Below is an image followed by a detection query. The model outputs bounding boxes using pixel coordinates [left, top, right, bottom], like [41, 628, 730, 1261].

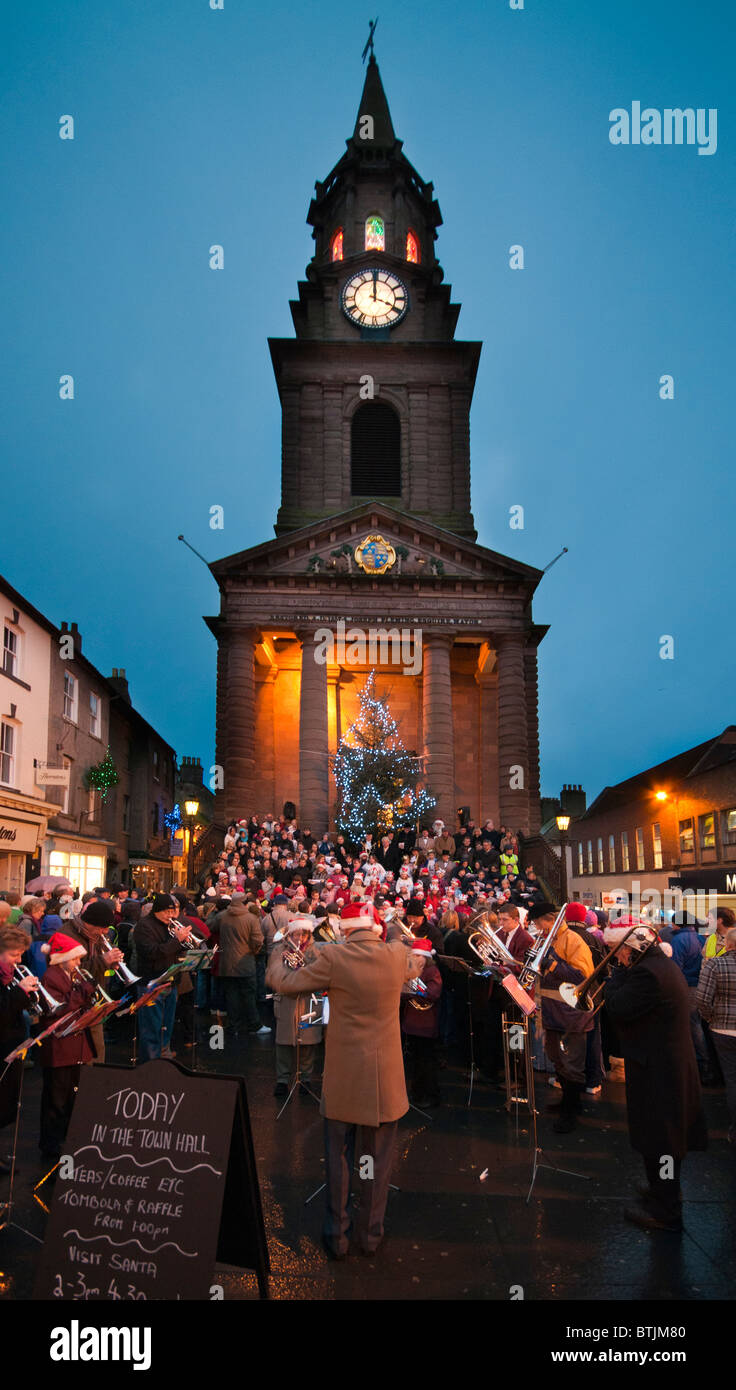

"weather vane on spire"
[362, 17, 378, 63]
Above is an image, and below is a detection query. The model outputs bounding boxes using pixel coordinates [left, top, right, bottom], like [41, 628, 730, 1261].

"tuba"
[467, 913, 519, 974]
[517, 903, 568, 993]
[558, 923, 648, 1013]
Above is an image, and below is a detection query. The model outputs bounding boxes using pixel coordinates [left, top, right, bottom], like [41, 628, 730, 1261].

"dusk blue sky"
[2, 0, 733, 803]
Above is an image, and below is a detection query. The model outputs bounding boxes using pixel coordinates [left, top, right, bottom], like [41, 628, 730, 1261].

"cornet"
[72, 965, 115, 1006]
[99, 930, 140, 985]
[12, 963, 62, 1018]
[168, 923, 205, 948]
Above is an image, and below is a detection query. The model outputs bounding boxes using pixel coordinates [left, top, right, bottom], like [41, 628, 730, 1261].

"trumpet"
[12, 964, 62, 1018]
[72, 965, 115, 1006]
[517, 902, 568, 992]
[168, 923, 205, 948]
[467, 914, 519, 974]
[558, 923, 645, 1013]
[99, 930, 140, 985]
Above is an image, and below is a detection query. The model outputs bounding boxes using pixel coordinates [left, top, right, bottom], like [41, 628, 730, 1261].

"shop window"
[0, 722, 15, 786]
[621, 831, 630, 872]
[365, 214, 385, 251]
[330, 228, 344, 261]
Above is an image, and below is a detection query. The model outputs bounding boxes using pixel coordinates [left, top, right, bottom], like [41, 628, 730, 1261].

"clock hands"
[371, 268, 378, 300]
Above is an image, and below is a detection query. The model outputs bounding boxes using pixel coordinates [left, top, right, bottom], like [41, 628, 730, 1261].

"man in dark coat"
[603, 922, 707, 1232]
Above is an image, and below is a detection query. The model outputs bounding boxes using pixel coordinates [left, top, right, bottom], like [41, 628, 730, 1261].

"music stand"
[276, 996, 322, 1120]
[178, 947, 218, 1070]
[1, 1013, 79, 1242]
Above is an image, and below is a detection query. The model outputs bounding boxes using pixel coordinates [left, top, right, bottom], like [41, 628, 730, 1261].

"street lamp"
[556, 813, 571, 903]
[184, 799, 199, 889]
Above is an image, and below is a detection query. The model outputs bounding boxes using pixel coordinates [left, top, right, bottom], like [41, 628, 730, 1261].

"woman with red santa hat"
[37, 932, 97, 1158]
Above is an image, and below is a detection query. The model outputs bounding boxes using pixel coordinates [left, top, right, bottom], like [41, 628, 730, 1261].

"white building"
[0, 578, 55, 893]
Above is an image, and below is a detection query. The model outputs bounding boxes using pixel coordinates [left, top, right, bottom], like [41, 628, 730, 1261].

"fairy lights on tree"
[332, 672, 435, 847]
[84, 746, 119, 802]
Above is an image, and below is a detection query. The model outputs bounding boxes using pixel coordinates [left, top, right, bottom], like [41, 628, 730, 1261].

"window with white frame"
[63, 671, 78, 722]
[597, 837, 604, 873]
[621, 831, 630, 871]
[652, 822, 663, 869]
[721, 808, 736, 850]
[608, 834, 616, 872]
[0, 722, 15, 785]
[3, 626, 18, 679]
[89, 691, 101, 738]
[635, 827, 645, 871]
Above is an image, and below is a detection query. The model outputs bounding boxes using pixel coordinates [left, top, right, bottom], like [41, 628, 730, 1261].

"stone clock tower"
[207, 53, 547, 835]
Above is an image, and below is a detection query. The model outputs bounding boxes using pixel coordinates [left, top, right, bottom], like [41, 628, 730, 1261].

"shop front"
[43, 833, 114, 895]
[0, 794, 50, 895]
[669, 868, 736, 916]
[129, 856, 174, 894]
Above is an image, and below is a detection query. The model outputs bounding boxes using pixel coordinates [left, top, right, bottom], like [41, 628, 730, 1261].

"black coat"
[604, 947, 707, 1159]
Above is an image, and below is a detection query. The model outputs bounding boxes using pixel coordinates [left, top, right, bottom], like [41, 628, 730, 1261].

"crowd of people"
[1, 808, 734, 1255]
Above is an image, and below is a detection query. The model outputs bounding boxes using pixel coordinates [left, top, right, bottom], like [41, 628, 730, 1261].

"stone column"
[298, 630, 330, 834]
[254, 669, 277, 817]
[524, 646, 541, 834]
[475, 645, 499, 825]
[213, 627, 229, 823]
[496, 632, 530, 834]
[225, 627, 257, 821]
[422, 635, 455, 826]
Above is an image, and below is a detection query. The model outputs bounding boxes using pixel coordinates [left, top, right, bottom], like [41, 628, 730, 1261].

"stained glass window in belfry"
[331, 228, 344, 261]
[365, 214, 385, 251]
[406, 229, 420, 264]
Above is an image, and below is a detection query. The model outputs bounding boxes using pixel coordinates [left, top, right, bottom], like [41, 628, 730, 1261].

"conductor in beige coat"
[266, 900, 422, 1259]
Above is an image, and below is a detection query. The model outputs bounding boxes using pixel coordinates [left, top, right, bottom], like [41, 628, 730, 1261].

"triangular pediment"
[210, 503, 543, 591]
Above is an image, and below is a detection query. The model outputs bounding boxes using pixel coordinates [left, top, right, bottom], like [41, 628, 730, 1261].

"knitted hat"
[40, 913, 64, 938]
[151, 894, 177, 914]
[340, 901, 377, 932]
[565, 902, 588, 924]
[584, 909, 599, 928]
[405, 898, 426, 919]
[526, 901, 559, 923]
[45, 932, 87, 965]
[80, 900, 116, 929]
[410, 936, 435, 958]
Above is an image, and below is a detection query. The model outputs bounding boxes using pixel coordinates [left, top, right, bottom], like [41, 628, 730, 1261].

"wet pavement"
[1, 1012, 734, 1302]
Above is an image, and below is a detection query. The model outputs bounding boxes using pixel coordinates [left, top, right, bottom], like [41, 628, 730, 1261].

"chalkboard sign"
[33, 1060, 270, 1301]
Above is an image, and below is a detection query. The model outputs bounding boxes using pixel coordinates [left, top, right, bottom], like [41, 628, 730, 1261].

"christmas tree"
[332, 672, 436, 846]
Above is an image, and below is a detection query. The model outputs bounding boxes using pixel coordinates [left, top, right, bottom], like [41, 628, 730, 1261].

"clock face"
[341, 268, 409, 329]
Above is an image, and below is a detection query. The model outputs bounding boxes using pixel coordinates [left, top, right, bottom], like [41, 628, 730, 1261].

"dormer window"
[406, 229, 420, 264]
[365, 214, 385, 251]
[330, 228, 344, 262]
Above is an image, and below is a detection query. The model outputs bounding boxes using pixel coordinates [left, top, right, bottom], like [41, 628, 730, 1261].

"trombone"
[12, 964, 62, 1019]
[558, 923, 642, 1013]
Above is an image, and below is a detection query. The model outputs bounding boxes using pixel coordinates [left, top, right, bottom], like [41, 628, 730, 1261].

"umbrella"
[24, 875, 72, 893]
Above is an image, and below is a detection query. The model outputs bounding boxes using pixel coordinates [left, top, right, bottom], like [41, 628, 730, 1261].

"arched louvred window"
[351, 402, 401, 496]
[331, 228, 344, 262]
[365, 214, 385, 251]
[406, 229, 420, 264]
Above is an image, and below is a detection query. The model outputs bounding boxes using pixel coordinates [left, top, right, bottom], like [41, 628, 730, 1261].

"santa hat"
[565, 902, 588, 924]
[410, 936, 435, 958]
[340, 901, 380, 934]
[286, 916, 316, 935]
[603, 917, 660, 953]
[44, 932, 87, 966]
